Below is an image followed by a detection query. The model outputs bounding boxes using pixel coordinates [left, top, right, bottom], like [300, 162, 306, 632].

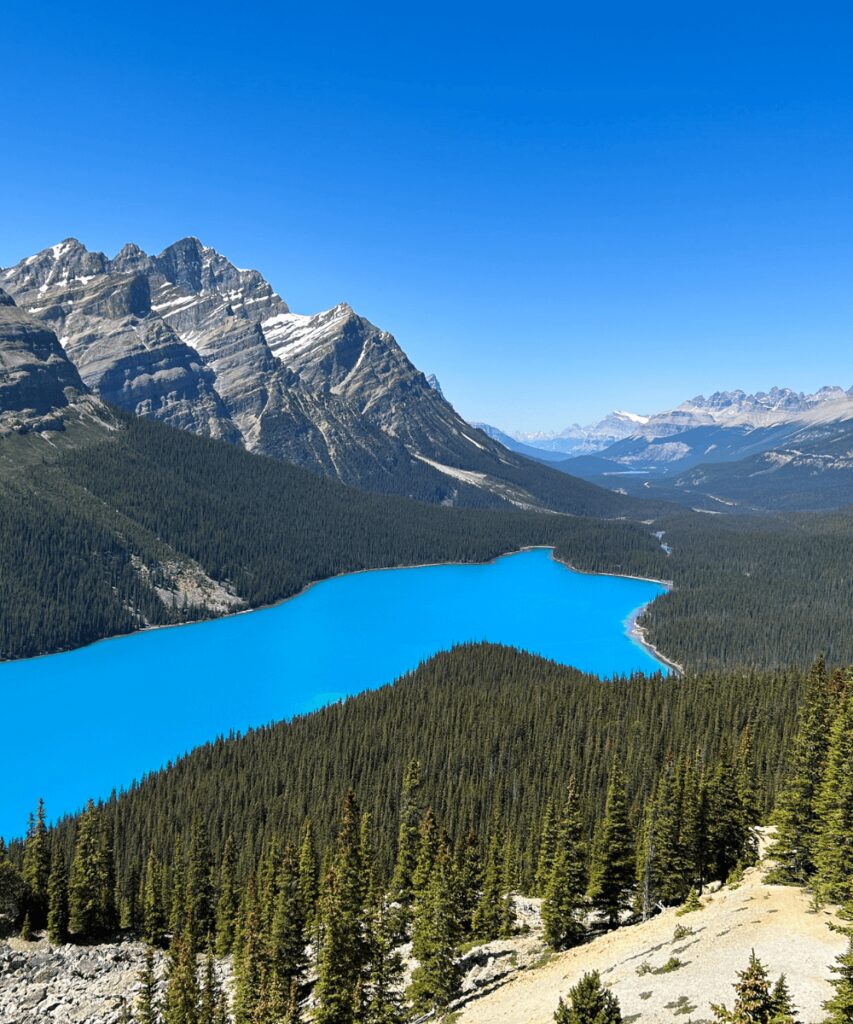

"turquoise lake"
[0, 547, 667, 838]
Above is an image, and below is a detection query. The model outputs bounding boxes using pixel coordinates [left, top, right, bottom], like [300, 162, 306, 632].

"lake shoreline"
[1, 545, 677, 673]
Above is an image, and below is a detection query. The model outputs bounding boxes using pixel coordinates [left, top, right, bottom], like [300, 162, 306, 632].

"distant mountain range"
[483, 387, 853, 511]
[0, 238, 641, 518]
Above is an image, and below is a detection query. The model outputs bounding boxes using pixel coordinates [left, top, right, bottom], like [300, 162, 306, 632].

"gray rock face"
[0, 937, 231, 1024]
[1, 237, 622, 513]
[0, 246, 239, 443]
[0, 291, 89, 434]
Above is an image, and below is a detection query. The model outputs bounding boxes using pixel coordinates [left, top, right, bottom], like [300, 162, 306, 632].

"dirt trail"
[457, 839, 845, 1024]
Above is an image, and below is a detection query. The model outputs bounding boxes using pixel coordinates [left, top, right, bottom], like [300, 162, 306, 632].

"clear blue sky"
[3, 2, 852, 430]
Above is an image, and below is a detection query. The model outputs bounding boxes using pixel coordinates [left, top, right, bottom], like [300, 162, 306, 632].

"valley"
[0, 550, 666, 839]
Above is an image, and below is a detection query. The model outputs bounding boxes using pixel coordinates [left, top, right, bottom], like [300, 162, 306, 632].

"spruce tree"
[163, 927, 200, 1024]
[707, 761, 754, 883]
[214, 834, 239, 956]
[298, 819, 319, 931]
[535, 800, 559, 896]
[137, 945, 161, 1024]
[472, 830, 504, 941]
[711, 950, 779, 1024]
[315, 791, 368, 1024]
[199, 948, 220, 1024]
[363, 897, 406, 1024]
[554, 970, 621, 1024]
[499, 831, 518, 937]
[456, 828, 482, 936]
[143, 850, 168, 948]
[770, 656, 832, 882]
[186, 817, 215, 950]
[47, 849, 68, 944]
[22, 799, 50, 928]
[769, 975, 798, 1024]
[390, 759, 422, 916]
[268, 842, 307, 1017]
[232, 879, 267, 1024]
[543, 777, 587, 950]
[408, 840, 462, 1017]
[588, 764, 634, 927]
[411, 807, 439, 902]
[823, 938, 853, 1024]
[814, 688, 853, 903]
[68, 799, 116, 939]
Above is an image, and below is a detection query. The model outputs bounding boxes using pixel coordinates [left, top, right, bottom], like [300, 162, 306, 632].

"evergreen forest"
[3, 649, 851, 1023]
[1, 410, 851, 669]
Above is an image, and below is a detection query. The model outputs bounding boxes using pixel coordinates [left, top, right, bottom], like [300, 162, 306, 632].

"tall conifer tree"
[68, 799, 116, 939]
[543, 777, 587, 949]
[22, 799, 50, 928]
[588, 764, 634, 927]
[770, 656, 832, 882]
[408, 840, 462, 1017]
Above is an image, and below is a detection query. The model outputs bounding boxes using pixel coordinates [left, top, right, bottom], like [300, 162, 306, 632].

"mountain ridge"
[0, 238, 646, 518]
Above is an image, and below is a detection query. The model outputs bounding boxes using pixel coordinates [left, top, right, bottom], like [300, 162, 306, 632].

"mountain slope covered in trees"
[4, 650, 850, 1024]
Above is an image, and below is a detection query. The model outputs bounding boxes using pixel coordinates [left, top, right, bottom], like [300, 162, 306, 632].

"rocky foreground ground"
[0, 834, 846, 1024]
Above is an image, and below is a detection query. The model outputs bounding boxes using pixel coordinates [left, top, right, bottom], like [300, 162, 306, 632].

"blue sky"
[3, 2, 852, 430]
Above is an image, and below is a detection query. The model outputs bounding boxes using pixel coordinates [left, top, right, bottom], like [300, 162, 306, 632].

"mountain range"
[483, 387, 853, 511]
[0, 238, 640, 518]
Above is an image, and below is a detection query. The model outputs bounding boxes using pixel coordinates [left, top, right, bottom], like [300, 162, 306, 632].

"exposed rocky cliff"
[1, 239, 639, 516]
[0, 289, 93, 435]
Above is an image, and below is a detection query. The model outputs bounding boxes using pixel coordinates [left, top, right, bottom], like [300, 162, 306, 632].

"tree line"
[2, 408, 853, 668]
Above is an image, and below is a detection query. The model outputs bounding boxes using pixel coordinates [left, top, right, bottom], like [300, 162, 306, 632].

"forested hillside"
[4, 648, 847, 1024]
[44, 645, 810, 887]
[0, 412, 664, 661]
[1, 410, 852, 669]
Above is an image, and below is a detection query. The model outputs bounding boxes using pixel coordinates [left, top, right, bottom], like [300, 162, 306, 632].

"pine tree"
[456, 828, 482, 936]
[769, 975, 798, 1024]
[137, 945, 161, 1024]
[707, 761, 754, 883]
[543, 777, 587, 950]
[679, 754, 709, 892]
[232, 879, 266, 1024]
[19, 911, 33, 941]
[770, 656, 832, 882]
[268, 842, 307, 1017]
[472, 830, 504, 941]
[736, 729, 761, 852]
[588, 764, 635, 927]
[186, 817, 215, 951]
[199, 948, 220, 1024]
[408, 841, 462, 1017]
[711, 950, 778, 1024]
[163, 927, 200, 1024]
[298, 819, 319, 931]
[214, 834, 239, 956]
[143, 850, 168, 947]
[653, 759, 690, 904]
[535, 800, 559, 896]
[390, 759, 422, 917]
[169, 837, 187, 943]
[363, 897, 406, 1024]
[499, 831, 518, 937]
[554, 970, 621, 1024]
[814, 688, 853, 903]
[283, 979, 301, 1024]
[21, 799, 50, 928]
[315, 791, 368, 1024]
[68, 799, 116, 939]
[823, 938, 853, 1024]
[47, 849, 68, 944]
[411, 807, 439, 902]
[359, 812, 379, 910]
